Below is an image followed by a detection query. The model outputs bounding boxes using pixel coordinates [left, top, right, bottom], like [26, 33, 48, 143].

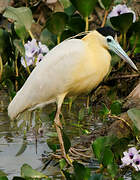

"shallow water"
[0, 94, 95, 179]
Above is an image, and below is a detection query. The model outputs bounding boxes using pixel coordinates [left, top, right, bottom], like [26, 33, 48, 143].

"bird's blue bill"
[106, 36, 138, 71]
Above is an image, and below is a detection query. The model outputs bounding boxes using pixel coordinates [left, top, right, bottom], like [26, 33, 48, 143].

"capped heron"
[8, 27, 137, 162]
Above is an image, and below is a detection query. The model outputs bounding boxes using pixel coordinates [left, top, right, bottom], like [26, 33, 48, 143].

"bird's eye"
[107, 38, 112, 43]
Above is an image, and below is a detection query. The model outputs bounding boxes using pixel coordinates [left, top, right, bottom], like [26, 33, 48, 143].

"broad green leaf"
[102, 147, 114, 166]
[16, 141, 27, 156]
[40, 28, 57, 49]
[0, 29, 10, 54]
[111, 100, 122, 115]
[110, 13, 133, 33]
[46, 12, 68, 36]
[62, 130, 71, 154]
[14, 22, 29, 40]
[47, 139, 59, 152]
[3, 6, 33, 30]
[61, 30, 75, 41]
[99, 103, 110, 117]
[21, 164, 47, 178]
[98, 0, 114, 10]
[73, 161, 91, 180]
[0, 177, 8, 180]
[13, 39, 25, 57]
[107, 162, 118, 178]
[70, 0, 98, 18]
[68, 14, 85, 33]
[132, 172, 140, 180]
[59, 158, 67, 169]
[127, 108, 140, 131]
[59, 0, 75, 16]
[92, 136, 118, 162]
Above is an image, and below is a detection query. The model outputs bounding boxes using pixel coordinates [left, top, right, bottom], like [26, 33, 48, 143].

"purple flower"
[107, 4, 136, 22]
[21, 56, 34, 68]
[20, 39, 49, 68]
[121, 147, 138, 167]
[24, 39, 39, 58]
[38, 42, 49, 54]
[132, 154, 140, 171]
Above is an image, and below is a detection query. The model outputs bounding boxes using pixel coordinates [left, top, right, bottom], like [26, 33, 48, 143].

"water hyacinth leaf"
[46, 12, 68, 36]
[62, 129, 71, 154]
[40, 28, 57, 49]
[3, 6, 33, 30]
[59, 158, 67, 169]
[98, 0, 113, 10]
[110, 13, 133, 33]
[132, 172, 140, 180]
[14, 21, 29, 40]
[12, 177, 25, 180]
[47, 139, 59, 152]
[70, 0, 98, 18]
[88, 174, 103, 180]
[68, 14, 85, 33]
[99, 103, 110, 117]
[16, 141, 28, 156]
[73, 161, 91, 180]
[0, 29, 10, 54]
[59, 0, 75, 16]
[61, 30, 75, 41]
[21, 164, 46, 178]
[127, 108, 140, 131]
[0, 177, 8, 180]
[13, 39, 25, 57]
[111, 100, 122, 115]
[102, 147, 114, 166]
[107, 162, 118, 178]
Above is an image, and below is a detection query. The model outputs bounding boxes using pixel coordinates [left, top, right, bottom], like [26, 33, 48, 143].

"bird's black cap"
[96, 26, 120, 38]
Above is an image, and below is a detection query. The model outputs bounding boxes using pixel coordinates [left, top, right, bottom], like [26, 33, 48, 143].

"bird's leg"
[54, 93, 72, 164]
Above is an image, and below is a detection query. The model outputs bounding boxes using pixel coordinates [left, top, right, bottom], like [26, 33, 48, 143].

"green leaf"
[68, 14, 85, 33]
[3, 6, 33, 30]
[16, 141, 27, 156]
[46, 12, 68, 36]
[92, 136, 118, 162]
[110, 13, 133, 33]
[73, 161, 91, 180]
[0, 177, 8, 180]
[111, 100, 122, 115]
[13, 39, 25, 57]
[0, 28, 10, 54]
[40, 28, 57, 49]
[47, 139, 59, 152]
[59, 0, 75, 16]
[62, 130, 71, 154]
[59, 158, 67, 169]
[102, 147, 114, 166]
[99, 103, 110, 117]
[21, 164, 47, 178]
[98, 0, 114, 10]
[12, 177, 25, 180]
[107, 162, 118, 178]
[14, 22, 29, 40]
[132, 172, 140, 180]
[70, 0, 98, 18]
[127, 108, 140, 131]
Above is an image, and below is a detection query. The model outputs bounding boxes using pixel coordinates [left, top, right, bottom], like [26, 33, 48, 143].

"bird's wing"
[8, 39, 87, 119]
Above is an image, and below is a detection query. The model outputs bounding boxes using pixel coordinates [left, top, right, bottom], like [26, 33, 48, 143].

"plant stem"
[85, 16, 89, 31]
[57, 35, 61, 44]
[101, 10, 108, 27]
[0, 55, 3, 82]
[123, 32, 126, 49]
[15, 56, 19, 91]
[24, 58, 31, 74]
[28, 30, 34, 39]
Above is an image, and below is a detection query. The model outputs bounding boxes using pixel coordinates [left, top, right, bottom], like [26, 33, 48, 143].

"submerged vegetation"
[0, 0, 140, 179]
